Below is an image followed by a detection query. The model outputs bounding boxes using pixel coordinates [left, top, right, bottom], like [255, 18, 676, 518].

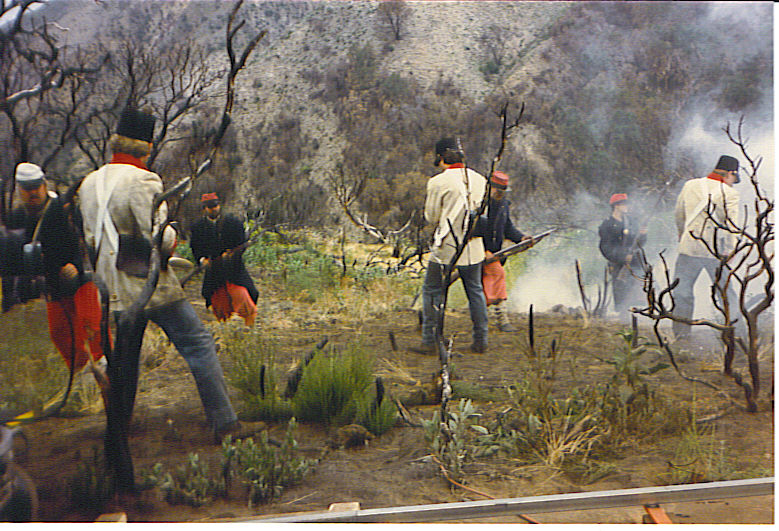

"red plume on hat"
[201, 192, 219, 203]
[609, 193, 628, 205]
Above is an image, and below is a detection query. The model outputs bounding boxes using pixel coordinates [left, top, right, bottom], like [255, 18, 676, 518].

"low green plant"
[230, 418, 316, 507]
[661, 397, 757, 485]
[140, 419, 315, 508]
[282, 248, 341, 298]
[582, 328, 676, 439]
[291, 342, 374, 424]
[422, 399, 488, 481]
[174, 241, 194, 262]
[504, 387, 605, 468]
[222, 327, 293, 422]
[609, 328, 669, 389]
[67, 446, 114, 515]
[140, 453, 226, 507]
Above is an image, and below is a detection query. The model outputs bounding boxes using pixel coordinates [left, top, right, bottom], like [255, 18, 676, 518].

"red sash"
[211, 282, 257, 327]
[46, 281, 111, 370]
[482, 260, 507, 305]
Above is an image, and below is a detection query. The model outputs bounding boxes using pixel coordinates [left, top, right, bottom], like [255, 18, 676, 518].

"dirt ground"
[6, 276, 775, 524]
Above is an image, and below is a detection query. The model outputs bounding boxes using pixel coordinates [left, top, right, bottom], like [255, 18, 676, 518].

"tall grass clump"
[291, 342, 374, 425]
[353, 378, 397, 436]
[221, 325, 292, 421]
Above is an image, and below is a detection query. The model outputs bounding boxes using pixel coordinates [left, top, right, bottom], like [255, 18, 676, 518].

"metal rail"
[252, 477, 774, 523]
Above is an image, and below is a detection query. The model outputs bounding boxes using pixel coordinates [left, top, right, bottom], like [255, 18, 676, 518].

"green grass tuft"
[222, 325, 293, 422]
[292, 342, 374, 425]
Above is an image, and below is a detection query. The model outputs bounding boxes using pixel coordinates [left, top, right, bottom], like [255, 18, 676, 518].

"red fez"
[609, 193, 628, 205]
[491, 171, 510, 190]
[201, 193, 219, 203]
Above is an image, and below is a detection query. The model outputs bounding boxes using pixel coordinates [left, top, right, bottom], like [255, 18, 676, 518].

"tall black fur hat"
[116, 107, 155, 143]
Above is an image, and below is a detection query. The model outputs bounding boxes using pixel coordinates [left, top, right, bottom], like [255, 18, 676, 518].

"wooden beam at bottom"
[252, 477, 774, 523]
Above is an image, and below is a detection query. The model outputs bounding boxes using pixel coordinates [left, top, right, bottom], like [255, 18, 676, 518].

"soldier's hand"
[60, 263, 78, 281]
[200, 257, 210, 266]
[485, 250, 494, 259]
[625, 253, 633, 264]
[521, 235, 535, 247]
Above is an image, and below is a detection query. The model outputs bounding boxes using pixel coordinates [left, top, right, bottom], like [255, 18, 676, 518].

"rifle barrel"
[447, 228, 556, 286]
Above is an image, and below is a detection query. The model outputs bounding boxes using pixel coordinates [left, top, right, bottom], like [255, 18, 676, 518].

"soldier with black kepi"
[4, 163, 108, 380]
[672, 154, 741, 342]
[598, 193, 647, 317]
[417, 136, 489, 355]
[78, 107, 256, 444]
[189, 192, 259, 327]
[481, 171, 533, 332]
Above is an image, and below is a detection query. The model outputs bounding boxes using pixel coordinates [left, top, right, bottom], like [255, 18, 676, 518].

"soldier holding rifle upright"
[598, 193, 647, 317]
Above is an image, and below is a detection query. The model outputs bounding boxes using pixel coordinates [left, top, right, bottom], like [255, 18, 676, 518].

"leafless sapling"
[431, 102, 524, 417]
[376, 0, 411, 42]
[0, 0, 108, 220]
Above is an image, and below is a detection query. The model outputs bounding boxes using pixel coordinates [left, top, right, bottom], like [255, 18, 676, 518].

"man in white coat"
[672, 154, 740, 341]
[79, 107, 245, 443]
[418, 137, 489, 354]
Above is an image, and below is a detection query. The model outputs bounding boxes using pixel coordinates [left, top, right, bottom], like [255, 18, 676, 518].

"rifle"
[179, 238, 251, 287]
[447, 228, 557, 285]
[615, 175, 681, 281]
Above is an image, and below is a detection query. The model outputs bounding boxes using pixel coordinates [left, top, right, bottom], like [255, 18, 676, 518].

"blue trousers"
[671, 253, 739, 340]
[117, 299, 237, 431]
[422, 261, 488, 346]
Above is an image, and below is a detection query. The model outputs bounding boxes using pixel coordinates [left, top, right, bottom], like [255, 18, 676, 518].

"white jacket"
[675, 176, 740, 258]
[424, 165, 486, 266]
[80, 162, 184, 312]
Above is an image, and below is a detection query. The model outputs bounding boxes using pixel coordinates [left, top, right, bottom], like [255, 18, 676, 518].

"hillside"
[34, 1, 771, 230]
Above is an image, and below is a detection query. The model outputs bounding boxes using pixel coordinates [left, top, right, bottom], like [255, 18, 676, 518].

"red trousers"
[211, 282, 257, 326]
[482, 260, 507, 306]
[46, 281, 110, 371]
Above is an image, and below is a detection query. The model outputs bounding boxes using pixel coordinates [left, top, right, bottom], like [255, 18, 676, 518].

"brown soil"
[7, 278, 774, 524]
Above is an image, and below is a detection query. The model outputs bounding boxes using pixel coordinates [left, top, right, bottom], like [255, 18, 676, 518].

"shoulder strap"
[684, 179, 715, 231]
[93, 166, 121, 255]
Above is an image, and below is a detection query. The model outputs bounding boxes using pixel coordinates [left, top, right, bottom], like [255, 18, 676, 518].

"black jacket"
[189, 213, 258, 306]
[598, 215, 646, 267]
[481, 197, 525, 254]
[6, 197, 84, 302]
